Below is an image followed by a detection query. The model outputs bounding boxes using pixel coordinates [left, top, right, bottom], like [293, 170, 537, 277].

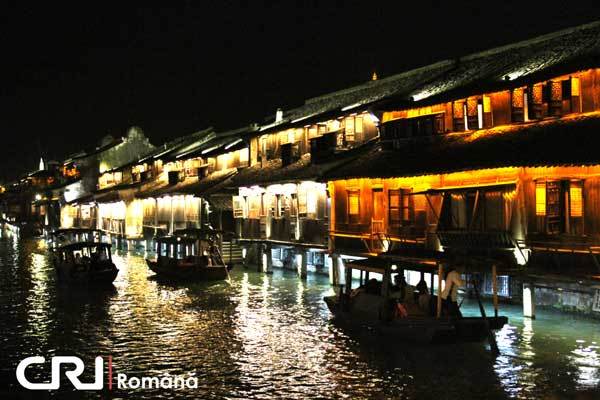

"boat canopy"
[56, 242, 112, 251]
[345, 253, 444, 275]
[52, 228, 103, 236]
[155, 235, 199, 244]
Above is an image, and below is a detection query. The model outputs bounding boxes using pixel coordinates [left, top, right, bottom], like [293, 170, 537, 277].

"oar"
[472, 279, 499, 356]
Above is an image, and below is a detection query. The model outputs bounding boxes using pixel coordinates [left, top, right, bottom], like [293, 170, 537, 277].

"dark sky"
[1, 1, 599, 180]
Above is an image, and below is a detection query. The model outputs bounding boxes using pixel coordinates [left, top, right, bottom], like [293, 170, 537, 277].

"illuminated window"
[453, 101, 464, 118]
[452, 100, 466, 131]
[239, 148, 249, 164]
[345, 117, 355, 142]
[347, 190, 360, 224]
[248, 196, 261, 219]
[551, 81, 562, 101]
[306, 191, 317, 215]
[233, 196, 245, 218]
[512, 87, 526, 122]
[512, 88, 524, 108]
[355, 116, 363, 134]
[570, 181, 583, 217]
[535, 181, 546, 216]
[483, 95, 491, 113]
[467, 97, 478, 116]
[571, 77, 580, 97]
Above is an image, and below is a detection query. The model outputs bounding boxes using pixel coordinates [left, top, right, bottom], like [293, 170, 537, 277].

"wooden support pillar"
[436, 263, 443, 319]
[345, 265, 352, 295]
[296, 250, 307, 280]
[262, 244, 273, 274]
[492, 264, 499, 318]
[330, 254, 343, 286]
[217, 209, 223, 253]
[523, 282, 536, 319]
[241, 246, 248, 268]
[430, 271, 434, 295]
[169, 197, 174, 234]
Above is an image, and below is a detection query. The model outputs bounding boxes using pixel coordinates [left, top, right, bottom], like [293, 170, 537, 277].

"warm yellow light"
[535, 182, 546, 216]
[571, 77, 580, 97]
[570, 182, 583, 217]
[483, 95, 491, 113]
[348, 192, 359, 215]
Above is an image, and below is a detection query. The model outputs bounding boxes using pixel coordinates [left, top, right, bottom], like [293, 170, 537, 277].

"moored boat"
[52, 242, 119, 284]
[324, 256, 507, 346]
[145, 229, 230, 281]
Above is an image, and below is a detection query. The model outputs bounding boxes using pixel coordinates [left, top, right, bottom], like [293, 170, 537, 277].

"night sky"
[2, 1, 599, 181]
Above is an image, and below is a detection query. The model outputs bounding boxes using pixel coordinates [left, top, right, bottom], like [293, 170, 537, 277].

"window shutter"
[542, 83, 551, 103]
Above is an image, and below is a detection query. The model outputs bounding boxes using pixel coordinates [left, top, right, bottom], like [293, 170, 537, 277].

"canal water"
[0, 234, 598, 399]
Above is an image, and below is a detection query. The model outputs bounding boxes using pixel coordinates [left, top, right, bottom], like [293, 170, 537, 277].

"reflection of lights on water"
[296, 279, 304, 306]
[494, 318, 539, 397]
[570, 340, 600, 388]
[231, 270, 331, 388]
[521, 318, 535, 360]
[25, 253, 52, 348]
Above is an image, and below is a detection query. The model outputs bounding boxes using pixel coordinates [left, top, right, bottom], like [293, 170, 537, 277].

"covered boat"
[145, 229, 230, 281]
[53, 242, 118, 284]
[50, 228, 104, 250]
[324, 254, 507, 348]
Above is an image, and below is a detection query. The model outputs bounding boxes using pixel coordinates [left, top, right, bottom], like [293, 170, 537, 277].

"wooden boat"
[145, 229, 230, 281]
[52, 242, 118, 284]
[324, 256, 507, 346]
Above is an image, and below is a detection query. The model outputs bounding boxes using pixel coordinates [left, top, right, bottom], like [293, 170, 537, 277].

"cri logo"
[16, 356, 111, 390]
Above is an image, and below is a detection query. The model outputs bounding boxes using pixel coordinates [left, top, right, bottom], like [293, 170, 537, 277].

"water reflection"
[0, 234, 599, 399]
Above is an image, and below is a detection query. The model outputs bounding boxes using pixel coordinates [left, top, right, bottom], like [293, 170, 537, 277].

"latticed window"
[535, 180, 584, 235]
[535, 182, 546, 216]
[347, 190, 360, 224]
[570, 181, 583, 217]
[389, 189, 411, 227]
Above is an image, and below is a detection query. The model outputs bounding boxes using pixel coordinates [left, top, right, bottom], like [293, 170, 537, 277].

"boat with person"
[145, 228, 231, 281]
[324, 253, 507, 348]
[52, 241, 119, 284]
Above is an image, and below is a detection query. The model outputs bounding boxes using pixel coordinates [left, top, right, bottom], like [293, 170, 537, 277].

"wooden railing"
[437, 230, 516, 250]
[330, 229, 426, 255]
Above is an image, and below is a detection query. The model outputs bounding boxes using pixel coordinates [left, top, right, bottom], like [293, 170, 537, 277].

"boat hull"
[324, 295, 507, 343]
[55, 263, 118, 285]
[146, 259, 229, 281]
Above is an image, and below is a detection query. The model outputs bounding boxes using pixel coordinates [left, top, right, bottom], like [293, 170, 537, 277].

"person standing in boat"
[441, 266, 465, 317]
